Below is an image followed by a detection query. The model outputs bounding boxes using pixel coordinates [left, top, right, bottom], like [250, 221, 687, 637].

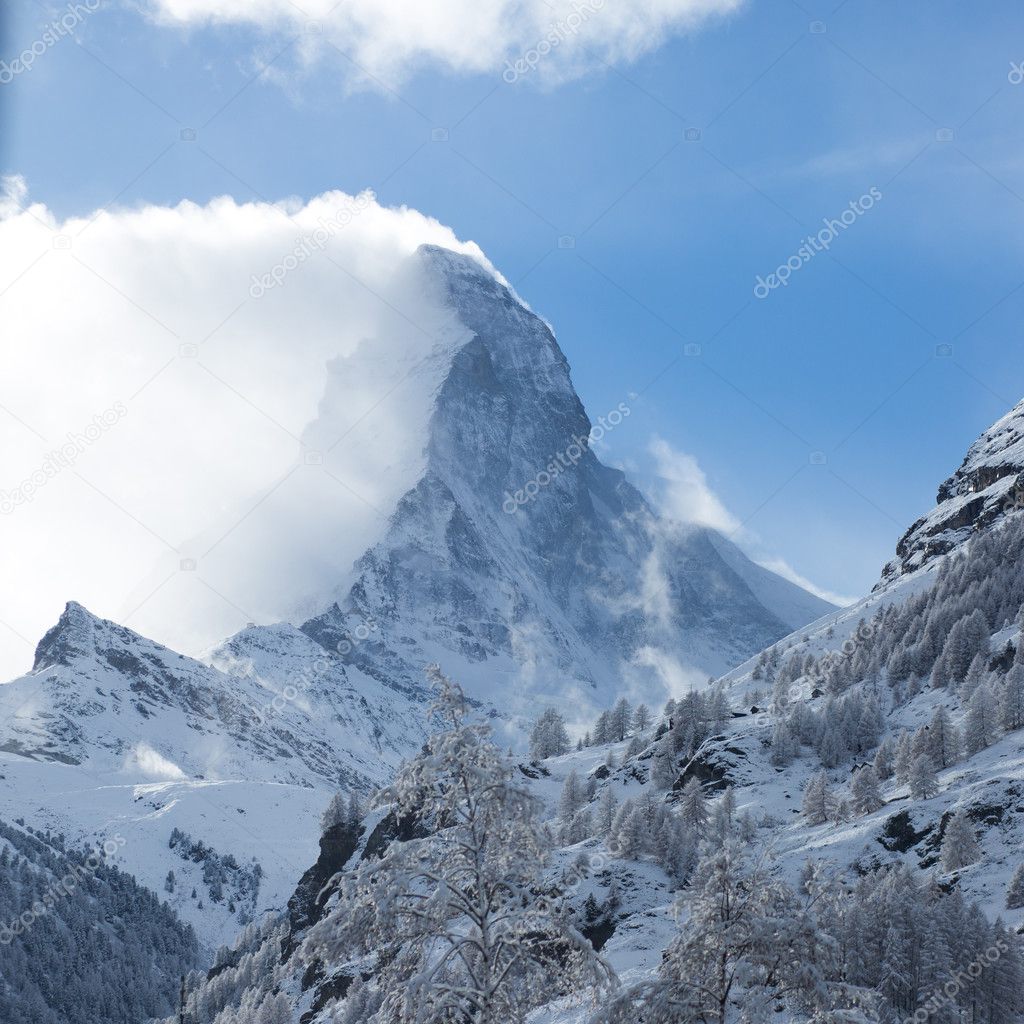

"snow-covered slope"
[0, 602, 434, 946]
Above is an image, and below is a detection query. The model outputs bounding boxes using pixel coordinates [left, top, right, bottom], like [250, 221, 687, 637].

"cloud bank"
[0, 176, 488, 680]
[145, 0, 742, 87]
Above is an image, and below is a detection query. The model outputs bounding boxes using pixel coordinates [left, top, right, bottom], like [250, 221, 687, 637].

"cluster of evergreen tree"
[168, 827, 262, 917]
[754, 518, 1024, 808]
[602, 843, 1024, 1024]
[0, 817, 200, 1024]
[763, 516, 1024, 706]
[166, 915, 290, 1024]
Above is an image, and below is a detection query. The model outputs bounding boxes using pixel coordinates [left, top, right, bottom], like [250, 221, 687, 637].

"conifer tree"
[850, 765, 884, 816]
[940, 809, 981, 871]
[1006, 863, 1024, 910]
[801, 771, 835, 826]
[908, 753, 939, 800]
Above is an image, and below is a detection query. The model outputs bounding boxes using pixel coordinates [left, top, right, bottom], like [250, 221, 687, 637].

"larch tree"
[964, 684, 999, 756]
[559, 769, 585, 822]
[305, 666, 614, 1024]
[802, 771, 836, 826]
[529, 708, 571, 760]
[873, 734, 896, 780]
[940, 809, 981, 872]
[1000, 665, 1024, 732]
[633, 704, 652, 733]
[849, 765, 884, 816]
[1006, 863, 1024, 910]
[908, 754, 939, 800]
[678, 778, 709, 836]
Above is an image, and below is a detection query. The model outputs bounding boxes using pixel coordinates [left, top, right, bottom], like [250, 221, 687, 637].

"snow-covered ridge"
[881, 396, 1024, 585]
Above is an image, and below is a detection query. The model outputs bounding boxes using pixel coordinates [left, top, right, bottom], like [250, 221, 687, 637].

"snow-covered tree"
[908, 753, 939, 800]
[609, 698, 633, 742]
[802, 770, 836, 826]
[1000, 665, 1024, 732]
[595, 786, 618, 836]
[940, 809, 981, 871]
[320, 791, 348, 833]
[964, 683, 999, 756]
[893, 730, 913, 783]
[873, 734, 895, 781]
[306, 667, 614, 1024]
[770, 719, 797, 767]
[559, 769, 585, 822]
[254, 991, 292, 1024]
[678, 778, 709, 835]
[633, 704, 651, 734]
[615, 807, 647, 859]
[1006, 863, 1024, 910]
[960, 652, 989, 702]
[925, 705, 960, 768]
[529, 707, 571, 760]
[593, 710, 612, 745]
[849, 765, 883, 816]
[650, 734, 676, 790]
[597, 844, 836, 1024]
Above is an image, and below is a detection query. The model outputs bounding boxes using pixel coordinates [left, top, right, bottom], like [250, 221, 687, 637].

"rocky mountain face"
[881, 398, 1024, 586]
[298, 245, 834, 716]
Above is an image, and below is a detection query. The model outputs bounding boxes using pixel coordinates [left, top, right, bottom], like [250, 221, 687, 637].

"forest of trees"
[0, 818, 200, 1024]
[168, 827, 263, 919]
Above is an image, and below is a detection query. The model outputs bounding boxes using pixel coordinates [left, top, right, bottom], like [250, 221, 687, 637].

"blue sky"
[4, 0, 1024, 608]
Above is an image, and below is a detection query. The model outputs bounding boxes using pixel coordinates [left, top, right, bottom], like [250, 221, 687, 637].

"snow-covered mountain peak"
[881, 396, 1024, 585]
[32, 600, 104, 671]
[298, 245, 835, 714]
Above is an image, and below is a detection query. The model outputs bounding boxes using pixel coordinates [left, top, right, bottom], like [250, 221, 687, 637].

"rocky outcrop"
[880, 398, 1024, 586]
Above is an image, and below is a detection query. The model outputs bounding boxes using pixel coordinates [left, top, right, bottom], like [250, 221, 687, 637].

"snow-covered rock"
[881, 397, 1024, 585]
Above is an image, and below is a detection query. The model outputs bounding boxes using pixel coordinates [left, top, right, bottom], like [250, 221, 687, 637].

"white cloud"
[754, 557, 856, 608]
[0, 178, 490, 680]
[647, 435, 741, 534]
[144, 0, 742, 88]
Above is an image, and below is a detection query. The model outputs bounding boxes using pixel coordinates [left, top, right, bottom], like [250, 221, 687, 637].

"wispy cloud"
[754, 556, 857, 608]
